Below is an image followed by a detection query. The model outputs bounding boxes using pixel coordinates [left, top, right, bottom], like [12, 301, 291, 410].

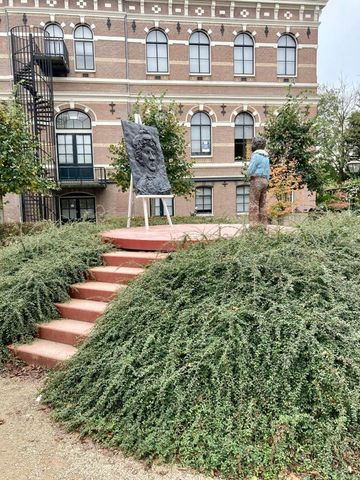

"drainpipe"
[123, 2, 130, 117]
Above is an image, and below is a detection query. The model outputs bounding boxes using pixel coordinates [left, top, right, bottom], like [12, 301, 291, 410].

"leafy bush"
[44, 214, 360, 479]
[0, 221, 50, 247]
[0, 222, 110, 358]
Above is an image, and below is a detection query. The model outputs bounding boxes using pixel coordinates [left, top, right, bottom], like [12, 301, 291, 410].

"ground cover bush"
[43, 214, 360, 479]
[0, 222, 111, 360]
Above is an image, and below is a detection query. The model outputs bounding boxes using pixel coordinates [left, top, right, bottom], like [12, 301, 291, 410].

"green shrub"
[44, 214, 360, 479]
[0, 222, 110, 358]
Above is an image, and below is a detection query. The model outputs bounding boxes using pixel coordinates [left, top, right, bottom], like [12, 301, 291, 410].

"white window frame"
[145, 28, 170, 75]
[277, 33, 298, 78]
[188, 30, 211, 76]
[233, 32, 256, 77]
[73, 24, 96, 72]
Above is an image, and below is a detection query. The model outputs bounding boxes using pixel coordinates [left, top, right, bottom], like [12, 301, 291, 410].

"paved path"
[0, 375, 209, 480]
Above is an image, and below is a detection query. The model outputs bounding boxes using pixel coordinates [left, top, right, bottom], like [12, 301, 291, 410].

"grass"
[42, 213, 360, 479]
[0, 222, 111, 362]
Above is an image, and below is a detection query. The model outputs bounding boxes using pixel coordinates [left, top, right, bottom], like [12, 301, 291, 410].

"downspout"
[123, 1, 130, 117]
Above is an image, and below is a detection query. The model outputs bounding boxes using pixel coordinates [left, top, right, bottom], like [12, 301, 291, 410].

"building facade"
[0, 0, 328, 223]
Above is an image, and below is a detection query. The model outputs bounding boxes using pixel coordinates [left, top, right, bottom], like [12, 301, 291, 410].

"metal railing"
[59, 166, 107, 186]
[45, 37, 69, 61]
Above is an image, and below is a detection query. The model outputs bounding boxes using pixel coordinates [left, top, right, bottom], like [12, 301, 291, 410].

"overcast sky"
[318, 0, 360, 87]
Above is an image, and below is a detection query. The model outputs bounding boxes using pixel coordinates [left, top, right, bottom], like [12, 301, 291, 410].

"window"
[150, 198, 174, 216]
[277, 34, 296, 76]
[234, 112, 254, 161]
[56, 110, 93, 181]
[60, 194, 96, 222]
[74, 25, 94, 70]
[234, 33, 254, 75]
[191, 112, 211, 156]
[236, 185, 250, 213]
[146, 29, 168, 73]
[189, 31, 210, 74]
[195, 186, 212, 214]
[45, 23, 64, 56]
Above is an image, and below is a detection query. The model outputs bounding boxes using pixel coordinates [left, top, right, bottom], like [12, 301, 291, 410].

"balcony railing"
[59, 166, 107, 187]
[43, 37, 69, 76]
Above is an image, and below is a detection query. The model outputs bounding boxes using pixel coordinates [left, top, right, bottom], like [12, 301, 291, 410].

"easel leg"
[127, 176, 134, 228]
[143, 197, 149, 230]
[162, 198, 173, 227]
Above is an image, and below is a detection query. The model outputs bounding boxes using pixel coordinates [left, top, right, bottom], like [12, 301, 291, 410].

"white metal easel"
[126, 114, 173, 229]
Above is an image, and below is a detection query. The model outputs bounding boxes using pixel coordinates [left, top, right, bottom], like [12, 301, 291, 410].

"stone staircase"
[9, 250, 167, 368]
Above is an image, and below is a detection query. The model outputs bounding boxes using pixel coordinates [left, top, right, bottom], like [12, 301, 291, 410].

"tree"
[109, 95, 194, 197]
[263, 92, 320, 196]
[267, 162, 302, 219]
[346, 111, 360, 158]
[0, 93, 57, 223]
[316, 82, 359, 185]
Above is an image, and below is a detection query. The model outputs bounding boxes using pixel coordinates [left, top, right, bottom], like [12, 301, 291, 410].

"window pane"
[157, 58, 168, 72]
[190, 58, 199, 72]
[199, 59, 209, 73]
[287, 48, 296, 61]
[192, 140, 201, 153]
[243, 47, 253, 61]
[148, 58, 158, 71]
[147, 44, 157, 57]
[277, 48, 286, 61]
[192, 125, 201, 140]
[199, 45, 209, 60]
[278, 61, 286, 75]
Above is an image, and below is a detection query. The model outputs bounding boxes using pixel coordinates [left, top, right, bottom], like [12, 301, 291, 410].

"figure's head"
[132, 130, 159, 172]
[252, 136, 267, 152]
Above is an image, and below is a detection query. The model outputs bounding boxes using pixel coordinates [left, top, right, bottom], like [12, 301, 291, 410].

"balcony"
[35, 37, 70, 76]
[59, 166, 107, 188]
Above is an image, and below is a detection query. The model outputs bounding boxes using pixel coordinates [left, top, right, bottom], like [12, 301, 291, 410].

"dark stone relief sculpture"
[122, 120, 172, 196]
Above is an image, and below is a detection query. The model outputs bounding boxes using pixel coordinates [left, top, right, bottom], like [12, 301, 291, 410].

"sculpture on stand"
[122, 119, 173, 229]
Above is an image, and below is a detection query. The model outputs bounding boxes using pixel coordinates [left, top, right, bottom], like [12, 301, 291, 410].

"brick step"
[87, 266, 144, 283]
[37, 319, 94, 346]
[102, 251, 168, 267]
[55, 298, 108, 323]
[69, 281, 125, 302]
[8, 339, 77, 368]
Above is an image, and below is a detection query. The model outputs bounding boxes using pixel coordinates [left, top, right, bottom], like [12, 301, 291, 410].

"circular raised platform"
[101, 224, 293, 252]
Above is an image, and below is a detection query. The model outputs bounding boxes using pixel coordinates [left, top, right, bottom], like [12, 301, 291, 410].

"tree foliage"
[44, 214, 360, 479]
[109, 95, 194, 197]
[316, 83, 359, 185]
[0, 93, 56, 204]
[267, 162, 301, 219]
[346, 111, 360, 158]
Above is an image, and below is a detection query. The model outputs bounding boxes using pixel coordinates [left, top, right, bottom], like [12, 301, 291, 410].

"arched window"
[191, 112, 211, 156]
[146, 29, 168, 73]
[74, 25, 94, 70]
[277, 34, 297, 76]
[189, 31, 210, 74]
[234, 112, 254, 161]
[56, 110, 93, 181]
[45, 23, 64, 55]
[195, 186, 213, 214]
[234, 33, 254, 75]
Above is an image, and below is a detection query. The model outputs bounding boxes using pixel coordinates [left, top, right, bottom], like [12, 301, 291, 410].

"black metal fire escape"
[10, 26, 69, 222]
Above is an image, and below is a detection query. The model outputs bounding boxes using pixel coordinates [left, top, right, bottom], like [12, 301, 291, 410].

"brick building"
[0, 0, 328, 223]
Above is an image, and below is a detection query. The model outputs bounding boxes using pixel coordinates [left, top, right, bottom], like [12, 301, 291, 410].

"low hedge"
[0, 222, 111, 361]
[43, 213, 360, 479]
